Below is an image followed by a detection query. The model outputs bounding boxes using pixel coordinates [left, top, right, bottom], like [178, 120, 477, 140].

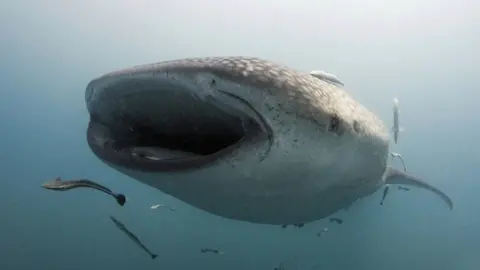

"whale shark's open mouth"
[86, 77, 271, 172]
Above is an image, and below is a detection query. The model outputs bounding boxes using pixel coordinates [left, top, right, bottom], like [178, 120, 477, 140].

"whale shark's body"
[85, 56, 452, 225]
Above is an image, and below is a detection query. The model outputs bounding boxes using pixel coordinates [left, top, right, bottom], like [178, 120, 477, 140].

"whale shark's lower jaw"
[85, 79, 270, 173]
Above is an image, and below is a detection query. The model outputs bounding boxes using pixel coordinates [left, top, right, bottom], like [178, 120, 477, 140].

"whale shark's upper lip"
[85, 71, 271, 172]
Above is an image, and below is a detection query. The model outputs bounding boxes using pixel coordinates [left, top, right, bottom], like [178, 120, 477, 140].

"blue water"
[1, 1, 478, 269]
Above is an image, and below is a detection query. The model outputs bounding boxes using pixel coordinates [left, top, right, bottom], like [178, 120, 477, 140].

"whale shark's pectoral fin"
[383, 166, 453, 210]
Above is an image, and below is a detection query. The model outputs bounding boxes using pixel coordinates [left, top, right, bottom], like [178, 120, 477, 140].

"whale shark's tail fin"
[383, 167, 453, 210]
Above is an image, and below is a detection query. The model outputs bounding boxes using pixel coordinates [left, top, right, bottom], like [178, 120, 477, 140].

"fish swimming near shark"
[84, 56, 453, 225]
[109, 216, 158, 259]
[41, 177, 126, 206]
[392, 97, 403, 144]
[200, 248, 225, 255]
[309, 70, 345, 86]
[379, 185, 390, 205]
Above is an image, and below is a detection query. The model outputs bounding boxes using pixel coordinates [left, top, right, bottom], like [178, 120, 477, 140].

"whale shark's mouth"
[86, 79, 270, 172]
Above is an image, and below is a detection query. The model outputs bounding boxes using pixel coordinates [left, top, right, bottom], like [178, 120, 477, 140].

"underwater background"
[1, 1, 478, 269]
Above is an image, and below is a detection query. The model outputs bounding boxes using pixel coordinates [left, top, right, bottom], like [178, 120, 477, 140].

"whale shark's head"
[85, 58, 281, 173]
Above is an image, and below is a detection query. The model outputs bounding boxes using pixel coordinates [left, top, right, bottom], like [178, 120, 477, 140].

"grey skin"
[109, 216, 158, 260]
[41, 177, 126, 206]
[85, 56, 453, 225]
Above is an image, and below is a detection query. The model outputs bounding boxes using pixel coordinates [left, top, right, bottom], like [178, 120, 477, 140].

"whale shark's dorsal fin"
[383, 166, 453, 210]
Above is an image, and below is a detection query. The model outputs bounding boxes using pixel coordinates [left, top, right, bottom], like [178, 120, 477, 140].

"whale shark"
[84, 56, 452, 225]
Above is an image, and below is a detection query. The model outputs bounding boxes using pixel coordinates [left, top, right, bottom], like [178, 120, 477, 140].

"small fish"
[200, 248, 224, 255]
[309, 70, 345, 86]
[329, 217, 343, 224]
[150, 204, 176, 211]
[109, 216, 158, 259]
[397, 186, 410, 191]
[380, 185, 390, 206]
[392, 98, 404, 144]
[316, 227, 329, 237]
[41, 177, 126, 206]
[390, 152, 407, 172]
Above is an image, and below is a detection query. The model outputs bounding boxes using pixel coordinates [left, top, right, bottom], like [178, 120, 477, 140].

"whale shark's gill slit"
[217, 90, 273, 162]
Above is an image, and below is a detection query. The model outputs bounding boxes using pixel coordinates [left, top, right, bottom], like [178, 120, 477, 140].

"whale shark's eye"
[328, 115, 341, 134]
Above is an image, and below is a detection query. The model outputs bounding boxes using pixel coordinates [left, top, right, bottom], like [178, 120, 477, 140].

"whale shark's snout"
[85, 60, 272, 173]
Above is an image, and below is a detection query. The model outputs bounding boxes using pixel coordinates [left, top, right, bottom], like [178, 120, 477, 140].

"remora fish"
[41, 177, 126, 206]
[109, 216, 158, 259]
[85, 56, 453, 225]
[200, 248, 225, 255]
[309, 70, 345, 86]
[380, 185, 390, 205]
[392, 97, 403, 144]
